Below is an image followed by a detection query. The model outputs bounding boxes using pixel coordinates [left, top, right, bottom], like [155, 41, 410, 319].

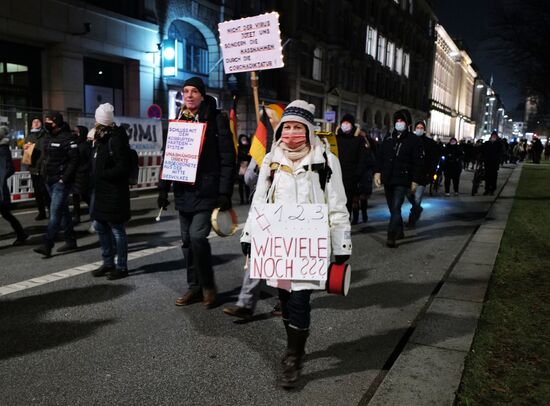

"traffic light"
[162, 38, 178, 77]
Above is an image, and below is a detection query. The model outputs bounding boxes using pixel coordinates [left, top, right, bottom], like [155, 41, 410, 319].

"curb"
[366, 164, 522, 406]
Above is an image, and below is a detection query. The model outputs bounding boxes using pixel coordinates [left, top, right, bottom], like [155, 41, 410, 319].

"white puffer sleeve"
[241, 152, 272, 244]
[325, 151, 352, 255]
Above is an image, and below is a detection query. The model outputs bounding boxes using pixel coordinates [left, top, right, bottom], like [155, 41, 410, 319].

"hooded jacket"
[43, 123, 79, 185]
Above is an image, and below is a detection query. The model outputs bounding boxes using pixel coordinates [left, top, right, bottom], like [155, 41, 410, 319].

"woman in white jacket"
[241, 100, 351, 388]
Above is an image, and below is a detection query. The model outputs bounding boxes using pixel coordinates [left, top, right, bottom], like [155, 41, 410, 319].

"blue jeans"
[407, 185, 426, 223]
[179, 210, 215, 291]
[384, 185, 409, 240]
[236, 266, 263, 311]
[46, 181, 75, 246]
[94, 220, 128, 270]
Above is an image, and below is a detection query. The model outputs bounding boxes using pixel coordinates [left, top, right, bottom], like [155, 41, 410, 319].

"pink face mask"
[281, 129, 307, 149]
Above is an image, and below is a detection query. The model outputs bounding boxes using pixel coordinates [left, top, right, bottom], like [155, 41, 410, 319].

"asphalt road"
[0, 167, 513, 405]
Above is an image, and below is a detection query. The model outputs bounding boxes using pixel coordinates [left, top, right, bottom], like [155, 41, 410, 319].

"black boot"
[361, 208, 368, 223]
[280, 325, 309, 389]
[351, 209, 359, 225]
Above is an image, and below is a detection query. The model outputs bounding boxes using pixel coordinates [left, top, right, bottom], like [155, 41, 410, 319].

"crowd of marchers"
[0, 76, 532, 390]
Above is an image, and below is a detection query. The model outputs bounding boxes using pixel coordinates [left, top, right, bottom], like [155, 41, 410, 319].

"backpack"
[107, 133, 139, 186]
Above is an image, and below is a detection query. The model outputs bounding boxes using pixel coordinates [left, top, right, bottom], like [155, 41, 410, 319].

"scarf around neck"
[279, 142, 310, 163]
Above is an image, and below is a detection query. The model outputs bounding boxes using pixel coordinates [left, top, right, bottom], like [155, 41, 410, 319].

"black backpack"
[107, 131, 139, 186]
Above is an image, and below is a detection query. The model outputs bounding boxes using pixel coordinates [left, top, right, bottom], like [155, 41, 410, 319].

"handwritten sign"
[250, 203, 330, 281]
[218, 12, 283, 74]
[161, 121, 206, 183]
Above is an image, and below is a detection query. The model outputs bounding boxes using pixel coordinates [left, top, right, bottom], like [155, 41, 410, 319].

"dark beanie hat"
[46, 111, 64, 127]
[414, 120, 427, 129]
[341, 113, 355, 126]
[183, 76, 206, 96]
[393, 109, 412, 125]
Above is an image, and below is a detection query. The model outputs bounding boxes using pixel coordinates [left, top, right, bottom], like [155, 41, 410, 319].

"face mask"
[414, 129, 424, 137]
[44, 123, 54, 132]
[281, 130, 307, 149]
[450, 141, 457, 145]
[395, 122, 407, 132]
[341, 122, 352, 133]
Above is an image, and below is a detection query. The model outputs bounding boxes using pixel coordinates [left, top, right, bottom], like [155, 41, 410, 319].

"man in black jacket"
[374, 109, 424, 247]
[34, 112, 79, 257]
[407, 120, 439, 227]
[158, 77, 235, 308]
[482, 131, 503, 195]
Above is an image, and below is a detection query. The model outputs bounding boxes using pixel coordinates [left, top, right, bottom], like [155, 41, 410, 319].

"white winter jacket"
[241, 137, 352, 291]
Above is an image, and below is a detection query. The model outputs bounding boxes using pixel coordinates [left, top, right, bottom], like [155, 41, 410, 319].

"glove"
[157, 191, 169, 209]
[241, 242, 251, 257]
[217, 195, 232, 211]
[374, 173, 382, 188]
[334, 255, 349, 265]
[411, 182, 418, 193]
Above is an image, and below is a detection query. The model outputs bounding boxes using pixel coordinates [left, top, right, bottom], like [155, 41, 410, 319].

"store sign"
[218, 12, 283, 74]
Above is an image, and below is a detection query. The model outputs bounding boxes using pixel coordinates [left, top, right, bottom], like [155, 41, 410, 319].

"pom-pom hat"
[95, 103, 114, 126]
[274, 100, 316, 145]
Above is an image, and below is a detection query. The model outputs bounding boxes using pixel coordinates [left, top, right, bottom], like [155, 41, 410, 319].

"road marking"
[0, 222, 245, 298]
[0, 244, 178, 298]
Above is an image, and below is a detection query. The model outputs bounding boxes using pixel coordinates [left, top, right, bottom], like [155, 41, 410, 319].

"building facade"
[429, 24, 476, 141]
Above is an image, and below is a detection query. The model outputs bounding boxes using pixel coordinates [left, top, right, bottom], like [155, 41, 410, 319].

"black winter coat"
[336, 128, 364, 193]
[0, 139, 14, 205]
[24, 128, 48, 176]
[443, 144, 463, 177]
[159, 98, 236, 213]
[73, 140, 91, 195]
[482, 140, 503, 169]
[375, 130, 425, 186]
[358, 142, 375, 196]
[418, 135, 440, 186]
[90, 126, 131, 224]
[43, 124, 79, 186]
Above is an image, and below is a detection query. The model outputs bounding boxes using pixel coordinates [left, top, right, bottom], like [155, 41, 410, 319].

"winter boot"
[280, 325, 309, 389]
[351, 209, 359, 225]
[361, 208, 368, 223]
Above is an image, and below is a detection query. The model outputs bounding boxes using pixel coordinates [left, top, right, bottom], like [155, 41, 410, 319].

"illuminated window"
[377, 35, 386, 64]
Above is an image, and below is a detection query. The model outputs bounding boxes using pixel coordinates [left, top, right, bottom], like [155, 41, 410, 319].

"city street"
[0, 166, 515, 405]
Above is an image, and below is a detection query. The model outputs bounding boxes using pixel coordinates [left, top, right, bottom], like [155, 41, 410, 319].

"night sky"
[432, 0, 523, 118]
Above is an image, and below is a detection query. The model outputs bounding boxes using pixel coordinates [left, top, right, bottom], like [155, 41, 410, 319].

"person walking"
[407, 120, 438, 226]
[0, 126, 27, 245]
[531, 136, 543, 164]
[88, 103, 132, 280]
[237, 134, 251, 205]
[482, 131, 503, 195]
[544, 140, 550, 161]
[357, 128, 376, 223]
[24, 118, 50, 220]
[443, 137, 463, 196]
[374, 109, 424, 248]
[241, 100, 351, 389]
[71, 125, 91, 225]
[158, 77, 235, 309]
[335, 114, 363, 224]
[33, 112, 78, 257]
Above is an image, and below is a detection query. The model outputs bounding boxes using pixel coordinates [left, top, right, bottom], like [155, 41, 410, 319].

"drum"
[326, 263, 351, 296]
[211, 208, 238, 237]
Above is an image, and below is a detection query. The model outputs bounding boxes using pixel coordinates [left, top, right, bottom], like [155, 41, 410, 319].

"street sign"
[218, 12, 283, 74]
[324, 110, 336, 123]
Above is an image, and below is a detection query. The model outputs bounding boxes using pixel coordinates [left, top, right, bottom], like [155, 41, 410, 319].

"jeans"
[407, 185, 426, 223]
[278, 289, 312, 330]
[179, 210, 215, 292]
[45, 181, 75, 246]
[384, 185, 408, 240]
[94, 220, 128, 270]
[236, 266, 263, 311]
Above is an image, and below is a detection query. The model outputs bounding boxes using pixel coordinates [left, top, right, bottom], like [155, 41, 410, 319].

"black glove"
[157, 191, 169, 209]
[334, 255, 349, 265]
[241, 242, 251, 257]
[217, 195, 232, 211]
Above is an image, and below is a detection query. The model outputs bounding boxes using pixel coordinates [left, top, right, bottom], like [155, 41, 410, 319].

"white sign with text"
[250, 203, 330, 281]
[218, 12, 283, 74]
[161, 121, 206, 183]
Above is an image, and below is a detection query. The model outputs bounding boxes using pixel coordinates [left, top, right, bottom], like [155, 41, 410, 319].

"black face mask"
[44, 123, 54, 132]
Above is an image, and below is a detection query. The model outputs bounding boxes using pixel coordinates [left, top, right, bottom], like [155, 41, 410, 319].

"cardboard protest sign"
[161, 121, 206, 183]
[250, 203, 330, 281]
[218, 12, 283, 74]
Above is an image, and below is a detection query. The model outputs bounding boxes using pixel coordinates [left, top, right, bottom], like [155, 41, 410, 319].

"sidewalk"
[367, 164, 521, 405]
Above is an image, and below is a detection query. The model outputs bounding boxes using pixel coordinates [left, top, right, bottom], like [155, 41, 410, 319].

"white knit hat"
[95, 103, 114, 126]
[274, 100, 316, 145]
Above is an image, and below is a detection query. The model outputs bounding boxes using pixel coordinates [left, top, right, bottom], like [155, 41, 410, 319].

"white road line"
[0, 222, 246, 298]
[0, 244, 177, 298]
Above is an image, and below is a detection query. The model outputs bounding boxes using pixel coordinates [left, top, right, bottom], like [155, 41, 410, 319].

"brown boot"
[175, 290, 203, 306]
[202, 289, 217, 309]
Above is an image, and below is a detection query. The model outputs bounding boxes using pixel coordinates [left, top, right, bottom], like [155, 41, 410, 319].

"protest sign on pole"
[218, 12, 284, 74]
[161, 121, 206, 184]
[249, 203, 330, 281]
